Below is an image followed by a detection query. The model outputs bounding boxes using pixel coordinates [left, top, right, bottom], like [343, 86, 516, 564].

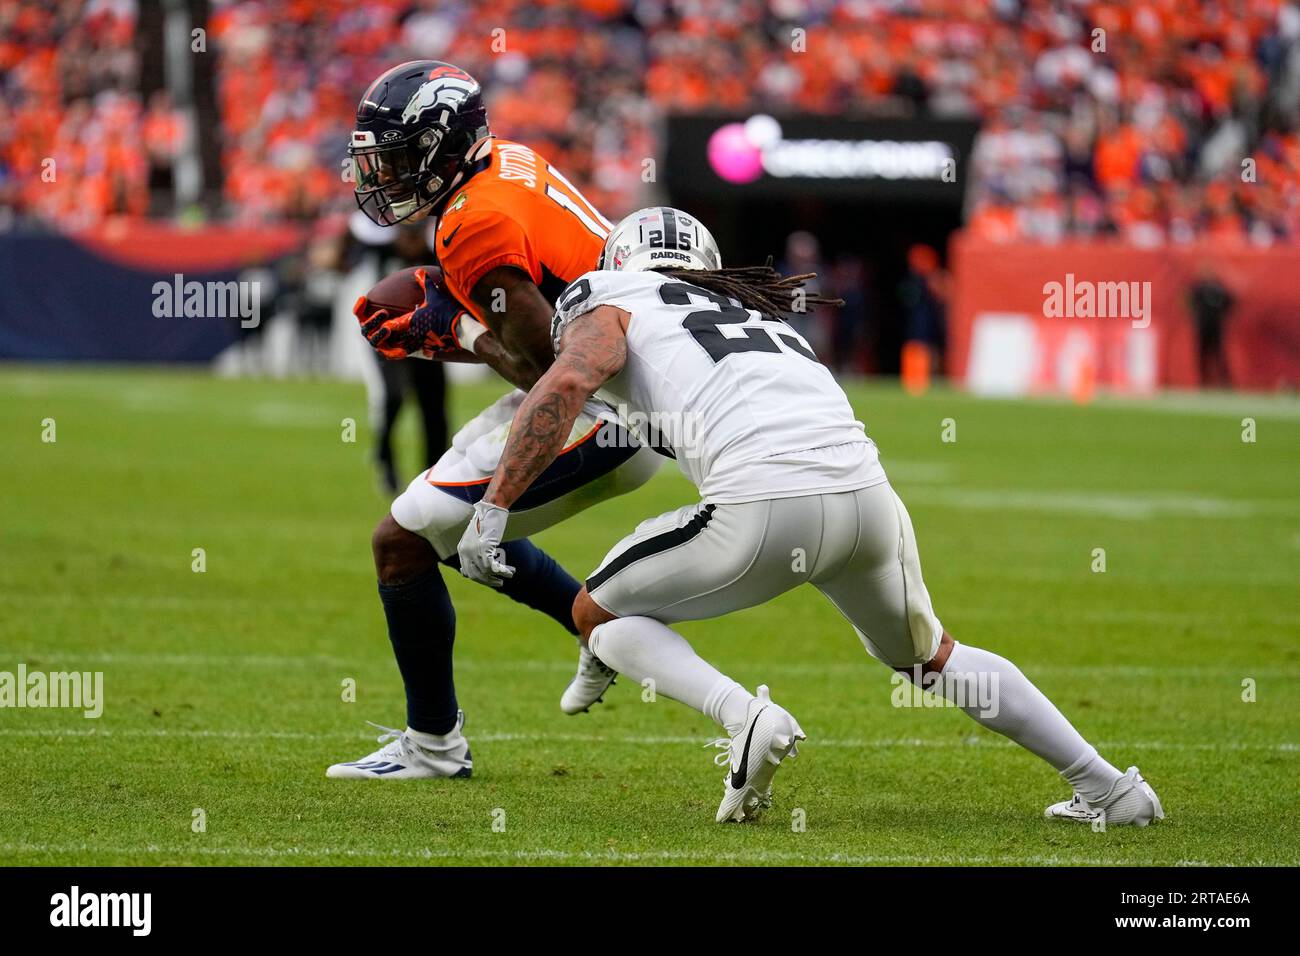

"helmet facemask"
[349, 61, 489, 226]
[350, 127, 461, 226]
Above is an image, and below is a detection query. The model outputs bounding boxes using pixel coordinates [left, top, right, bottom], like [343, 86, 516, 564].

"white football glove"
[457, 501, 516, 587]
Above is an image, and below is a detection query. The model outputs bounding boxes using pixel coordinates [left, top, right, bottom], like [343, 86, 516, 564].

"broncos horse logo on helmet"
[399, 65, 479, 125]
[349, 60, 491, 226]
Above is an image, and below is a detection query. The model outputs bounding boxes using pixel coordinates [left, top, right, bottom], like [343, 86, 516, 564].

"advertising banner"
[666, 113, 979, 205]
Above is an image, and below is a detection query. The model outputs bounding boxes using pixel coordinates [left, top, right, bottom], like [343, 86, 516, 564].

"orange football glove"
[354, 268, 471, 360]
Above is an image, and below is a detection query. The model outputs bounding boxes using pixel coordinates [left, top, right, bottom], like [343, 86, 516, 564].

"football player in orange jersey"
[326, 61, 660, 779]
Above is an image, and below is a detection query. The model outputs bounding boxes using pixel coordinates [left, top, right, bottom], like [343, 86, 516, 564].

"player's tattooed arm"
[469, 266, 557, 389]
[483, 305, 630, 509]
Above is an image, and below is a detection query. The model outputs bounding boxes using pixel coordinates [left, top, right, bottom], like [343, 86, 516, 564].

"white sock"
[939, 642, 1123, 800]
[705, 680, 754, 736]
[589, 616, 753, 733]
[406, 726, 459, 751]
[1060, 750, 1128, 804]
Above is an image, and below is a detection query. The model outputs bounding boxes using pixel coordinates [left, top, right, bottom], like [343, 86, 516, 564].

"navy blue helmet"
[349, 60, 490, 226]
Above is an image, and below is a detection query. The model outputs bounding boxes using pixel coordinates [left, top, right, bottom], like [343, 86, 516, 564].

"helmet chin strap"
[451, 136, 494, 189]
[428, 135, 494, 224]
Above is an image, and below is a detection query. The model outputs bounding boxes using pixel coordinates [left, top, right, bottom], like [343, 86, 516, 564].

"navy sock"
[442, 538, 581, 636]
[377, 566, 458, 735]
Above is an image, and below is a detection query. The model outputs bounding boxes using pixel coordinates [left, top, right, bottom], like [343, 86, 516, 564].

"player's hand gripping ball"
[353, 265, 481, 360]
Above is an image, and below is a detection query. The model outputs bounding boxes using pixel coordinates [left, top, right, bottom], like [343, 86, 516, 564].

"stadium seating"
[2, 0, 1297, 243]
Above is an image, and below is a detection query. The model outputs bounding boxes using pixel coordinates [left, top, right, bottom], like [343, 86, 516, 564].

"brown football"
[358, 265, 479, 362]
[361, 265, 438, 315]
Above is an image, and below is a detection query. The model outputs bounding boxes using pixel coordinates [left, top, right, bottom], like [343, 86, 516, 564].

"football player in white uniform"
[457, 207, 1164, 827]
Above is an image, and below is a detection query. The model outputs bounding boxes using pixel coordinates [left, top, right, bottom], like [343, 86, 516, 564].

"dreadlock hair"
[657, 258, 845, 317]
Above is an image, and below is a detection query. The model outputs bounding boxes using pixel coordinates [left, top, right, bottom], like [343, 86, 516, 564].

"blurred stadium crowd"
[2, 0, 1299, 245]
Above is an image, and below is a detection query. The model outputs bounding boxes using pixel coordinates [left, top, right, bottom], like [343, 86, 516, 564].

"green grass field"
[1, 366, 1298, 866]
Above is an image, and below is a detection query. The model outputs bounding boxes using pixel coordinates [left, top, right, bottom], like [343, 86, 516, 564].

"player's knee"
[925, 632, 956, 673]
[884, 631, 954, 676]
[572, 587, 617, 642]
[371, 514, 438, 585]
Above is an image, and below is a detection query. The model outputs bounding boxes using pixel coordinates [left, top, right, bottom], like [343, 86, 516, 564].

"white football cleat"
[560, 644, 618, 715]
[326, 714, 473, 779]
[1045, 766, 1164, 827]
[712, 685, 805, 823]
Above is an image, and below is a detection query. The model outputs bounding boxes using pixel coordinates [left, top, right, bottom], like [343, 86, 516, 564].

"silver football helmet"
[598, 206, 722, 273]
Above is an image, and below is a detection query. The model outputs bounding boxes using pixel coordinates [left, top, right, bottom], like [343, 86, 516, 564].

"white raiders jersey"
[551, 269, 886, 504]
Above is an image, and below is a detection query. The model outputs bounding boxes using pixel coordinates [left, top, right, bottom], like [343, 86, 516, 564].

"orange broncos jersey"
[433, 138, 611, 321]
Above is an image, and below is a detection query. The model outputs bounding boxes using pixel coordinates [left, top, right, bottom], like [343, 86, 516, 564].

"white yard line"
[4, 649, 360, 668]
[905, 486, 1298, 520]
[964, 387, 1300, 420]
[0, 594, 359, 613]
[7, 649, 1297, 680]
[0, 726, 1293, 752]
[0, 841, 1249, 867]
[1094, 390, 1300, 420]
